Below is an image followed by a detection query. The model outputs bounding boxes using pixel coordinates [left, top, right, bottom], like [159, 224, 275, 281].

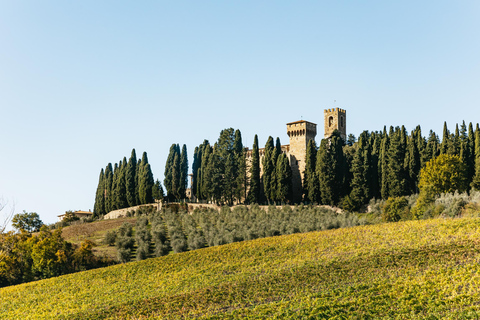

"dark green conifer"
[116, 158, 128, 209]
[179, 144, 188, 200]
[138, 152, 154, 204]
[93, 168, 106, 218]
[303, 139, 318, 203]
[112, 162, 119, 210]
[234, 130, 246, 203]
[386, 128, 407, 197]
[440, 122, 450, 155]
[152, 179, 164, 200]
[104, 163, 114, 213]
[126, 149, 137, 207]
[262, 136, 275, 204]
[471, 129, 480, 190]
[316, 139, 334, 205]
[276, 153, 292, 203]
[467, 123, 476, 184]
[248, 135, 261, 204]
[379, 134, 389, 199]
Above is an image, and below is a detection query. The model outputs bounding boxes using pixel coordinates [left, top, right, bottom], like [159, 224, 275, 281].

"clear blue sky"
[1, 1, 479, 225]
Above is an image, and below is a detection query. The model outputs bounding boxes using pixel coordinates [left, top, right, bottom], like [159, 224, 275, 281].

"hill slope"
[3, 217, 480, 319]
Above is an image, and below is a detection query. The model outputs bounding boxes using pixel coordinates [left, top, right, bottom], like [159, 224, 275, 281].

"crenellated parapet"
[324, 108, 346, 140]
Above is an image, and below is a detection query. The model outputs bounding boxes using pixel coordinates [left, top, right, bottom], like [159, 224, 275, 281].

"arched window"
[329, 116, 334, 127]
[340, 116, 344, 127]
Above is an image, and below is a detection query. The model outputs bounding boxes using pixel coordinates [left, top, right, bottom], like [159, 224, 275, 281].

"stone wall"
[104, 202, 162, 219]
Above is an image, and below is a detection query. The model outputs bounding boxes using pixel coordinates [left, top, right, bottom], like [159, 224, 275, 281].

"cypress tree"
[467, 123, 476, 184]
[379, 134, 389, 199]
[104, 163, 114, 213]
[262, 136, 275, 204]
[248, 135, 261, 204]
[112, 162, 119, 210]
[303, 139, 318, 203]
[192, 146, 200, 200]
[386, 127, 407, 197]
[317, 139, 334, 205]
[152, 179, 164, 201]
[93, 168, 106, 218]
[116, 158, 128, 209]
[194, 140, 210, 201]
[171, 152, 181, 201]
[135, 158, 142, 205]
[440, 122, 450, 155]
[370, 133, 382, 199]
[269, 138, 282, 202]
[414, 125, 426, 168]
[348, 133, 371, 209]
[471, 129, 480, 190]
[405, 133, 420, 194]
[276, 153, 292, 203]
[224, 153, 235, 205]
[234, 130, 246, 203]
[330, 132, 347, 203]
[164, 144, 179, 201]
[126, 149, 137, 207]
[200, 144, 212, 200]
[453, 124, 461, 155]
[425, 130, 440, 163]
[138, 153, 154, 204]
[179, 144, 188, 200]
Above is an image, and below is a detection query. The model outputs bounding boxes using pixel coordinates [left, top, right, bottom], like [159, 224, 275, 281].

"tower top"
[324, 108, 346, 140]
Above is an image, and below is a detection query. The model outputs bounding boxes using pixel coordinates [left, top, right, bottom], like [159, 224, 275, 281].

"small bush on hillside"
[103, 230, 117, 246]
[435, 192, 468, 217]
[382, 197, 409, 222]
[116, 223, 134, 263]
[135, 216, 151, 261]
[150, 212, 170, 257]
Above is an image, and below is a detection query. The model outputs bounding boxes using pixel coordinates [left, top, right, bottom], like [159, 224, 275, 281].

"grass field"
[60, 217, 137, 261]
[3, 216, 480, 319]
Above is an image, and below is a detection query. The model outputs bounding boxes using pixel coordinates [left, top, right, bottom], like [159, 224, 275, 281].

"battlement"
[324, 107, 346, 114]
[324, 108, 347, 140]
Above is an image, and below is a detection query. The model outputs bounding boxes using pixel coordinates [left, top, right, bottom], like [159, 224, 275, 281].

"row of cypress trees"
[187, 129, 293, 205]
[93, 149, 162, 217]
[190, 128, 246, 205]
[163, 144, 188, 201]
[303, 121, 480, 210]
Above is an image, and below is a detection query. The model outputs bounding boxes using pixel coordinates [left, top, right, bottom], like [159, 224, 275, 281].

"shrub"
[115, 223, 134, 263]
[382, 197, 409, 222]
[135, 217, 151, 261]
[103, 230, 117, 246]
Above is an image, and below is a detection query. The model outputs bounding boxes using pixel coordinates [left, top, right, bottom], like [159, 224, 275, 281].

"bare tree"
[0, 198, 14, 234]
[0, 198, 15, 263]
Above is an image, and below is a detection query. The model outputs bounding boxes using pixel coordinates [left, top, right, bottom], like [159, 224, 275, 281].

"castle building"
[246, 108, 347, 202]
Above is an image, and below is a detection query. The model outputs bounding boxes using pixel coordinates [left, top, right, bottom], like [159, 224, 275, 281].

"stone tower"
[324, 108, 346, 140]
[286, 120, 317, 202]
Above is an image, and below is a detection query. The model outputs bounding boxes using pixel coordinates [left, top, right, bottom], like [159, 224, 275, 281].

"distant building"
[57, 210, 93, 222]
[246, 108, 347, 202]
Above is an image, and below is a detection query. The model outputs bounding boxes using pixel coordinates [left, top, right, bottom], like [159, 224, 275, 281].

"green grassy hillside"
[3, 217, 480, 319]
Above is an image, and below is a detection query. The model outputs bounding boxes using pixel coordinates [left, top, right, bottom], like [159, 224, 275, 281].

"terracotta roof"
[57, 210, 93, 217]
[286, 120, 317, 125]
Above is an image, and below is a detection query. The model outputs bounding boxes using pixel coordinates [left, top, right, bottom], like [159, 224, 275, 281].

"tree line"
[186, 128, 293, 205]
[304, 121, 480, 211]
[93, 149, 163, 217]
[0, 227, 113, 287]
[96, 120, 480, 213]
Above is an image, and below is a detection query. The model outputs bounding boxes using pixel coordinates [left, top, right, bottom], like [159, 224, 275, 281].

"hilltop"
[3, 216, 480, 319]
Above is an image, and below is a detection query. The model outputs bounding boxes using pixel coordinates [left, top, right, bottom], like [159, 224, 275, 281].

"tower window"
[340, 116, 344, 127]
[329, 116, 333, 127]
